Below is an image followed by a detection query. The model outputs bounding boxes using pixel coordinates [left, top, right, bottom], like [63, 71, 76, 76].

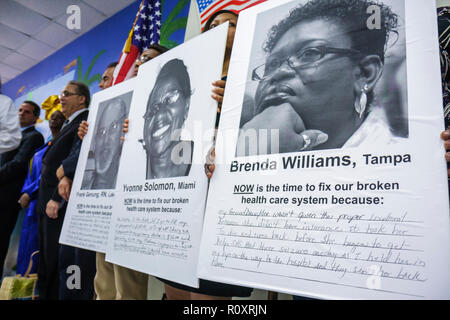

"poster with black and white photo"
[197, 0, 450, 299]
[59, 79, 134, 252]
[104, 23, 229, 287]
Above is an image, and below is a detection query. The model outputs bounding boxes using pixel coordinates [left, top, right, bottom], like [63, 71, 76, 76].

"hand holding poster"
[105, 23, 229, 288]
[197, 0, 450, 299]
[59, 79, 135, 252]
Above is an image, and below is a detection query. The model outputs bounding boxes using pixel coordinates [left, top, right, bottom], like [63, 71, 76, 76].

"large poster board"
[197, 0, 450, 299]
[104, 24, 229, 287]
[60, 79, 135, 252]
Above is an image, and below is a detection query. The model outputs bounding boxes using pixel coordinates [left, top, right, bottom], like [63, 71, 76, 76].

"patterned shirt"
[438, 7, 450, 129]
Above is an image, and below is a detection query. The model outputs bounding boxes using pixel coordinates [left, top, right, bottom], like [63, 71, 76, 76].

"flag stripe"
[114, 45, 139, 84]
[113, 0, 162, 85]
[200, 0, 243, 18]
[200, 0, 264, 18]
[200, 0, 266, 26]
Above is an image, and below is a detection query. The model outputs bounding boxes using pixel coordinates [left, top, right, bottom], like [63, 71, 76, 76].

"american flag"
[113, 0, 162, 85]
[197, 0, 266, 30]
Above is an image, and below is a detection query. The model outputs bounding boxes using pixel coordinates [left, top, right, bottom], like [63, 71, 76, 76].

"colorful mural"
[3, 0, 189, 108]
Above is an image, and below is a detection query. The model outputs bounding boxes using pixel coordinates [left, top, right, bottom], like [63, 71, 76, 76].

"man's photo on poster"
[81, 92, 132, 190]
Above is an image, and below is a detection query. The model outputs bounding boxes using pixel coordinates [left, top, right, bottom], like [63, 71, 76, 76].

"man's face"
[99, 67, 115, 90]
[132, 49, 161, 77]
[254, 19, 357, 133]
[18, 103, 38, 127]
[60, 84, 85, 118]
[94, 100, 126, 175]
[143, 77, 188, 157]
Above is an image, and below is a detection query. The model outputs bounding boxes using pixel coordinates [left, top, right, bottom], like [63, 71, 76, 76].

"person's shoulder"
[67, 110, 88, 130]
[82, 109, 89, 120]
[24, 126, 42, 135]
[74, 109, 89, 122]
[31, 127, 44, 140]
[23, 127, 44, 143]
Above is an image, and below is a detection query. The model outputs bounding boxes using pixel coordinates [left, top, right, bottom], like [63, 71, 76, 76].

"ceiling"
[0, 0, 137, 84]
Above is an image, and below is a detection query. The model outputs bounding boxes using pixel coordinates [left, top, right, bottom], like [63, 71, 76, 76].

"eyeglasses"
[137, 54, 153, 64]
[252, 46, 361, 81]
[143, 89, 184, 120]
[97, 120, 122, 137]
[59, 91, 79, 99]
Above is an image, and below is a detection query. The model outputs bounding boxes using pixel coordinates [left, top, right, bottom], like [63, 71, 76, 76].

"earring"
[354, 84, 368, 118]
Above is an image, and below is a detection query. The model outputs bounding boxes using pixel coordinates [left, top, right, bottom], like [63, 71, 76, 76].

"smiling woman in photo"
[142, 58, 193, 180]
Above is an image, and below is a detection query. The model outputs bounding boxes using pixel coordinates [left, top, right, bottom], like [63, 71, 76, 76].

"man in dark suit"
[36, 81, 89, 299]
[0, 101, 44, 278]
[55, 136, 96, 300]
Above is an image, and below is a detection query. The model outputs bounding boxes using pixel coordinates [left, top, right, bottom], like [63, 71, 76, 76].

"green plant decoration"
[160, 0, 189, 48]
[76, 49, 106, 86]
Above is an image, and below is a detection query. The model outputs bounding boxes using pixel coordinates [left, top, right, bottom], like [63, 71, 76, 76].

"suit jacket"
[58, 137, 83, 209]
[62, 137, 82, 180]
[0, 126, 44, 209]
[38, 109, 88, 211]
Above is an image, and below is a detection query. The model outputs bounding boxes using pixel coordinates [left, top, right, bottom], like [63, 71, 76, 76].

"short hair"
[155, 59, 191, 98]
[203, 10, 238, 32]
[263, 0, 398, 63]
[68, 80, 91, 108]
[107, 61, 118, 69]
[23, 100, 41, 117]
[147, 44, 169, 55]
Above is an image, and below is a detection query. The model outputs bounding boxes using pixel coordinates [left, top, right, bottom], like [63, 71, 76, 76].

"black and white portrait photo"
[142, 58, 193, 180]
[103, 25, 229, 287]
[81, 92, 132, 190]
[197, 0, 450, 300]
[236, 0, 408, 156]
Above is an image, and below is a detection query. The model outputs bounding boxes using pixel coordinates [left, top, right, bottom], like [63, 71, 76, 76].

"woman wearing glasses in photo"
[158, 10, 254, 300]
[236, 0, 406, 156]
[121, 10, 254, 300]
[141, 58, 193, 179]
[77, 45, 169, 142]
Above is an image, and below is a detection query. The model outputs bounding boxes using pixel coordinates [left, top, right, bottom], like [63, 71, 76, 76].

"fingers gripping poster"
[197, 0, 450, 299]
[104, 24, 228, 287]
[60, 79, 135, 252]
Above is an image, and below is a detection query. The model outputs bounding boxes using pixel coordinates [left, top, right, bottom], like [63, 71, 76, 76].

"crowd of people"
[0, 0, 449, 300]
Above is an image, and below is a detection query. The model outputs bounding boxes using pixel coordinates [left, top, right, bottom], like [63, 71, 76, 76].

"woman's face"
[144, 76, 188, 158]
[208, 12, 238, 50]
[133, 49, 161, 77]
[255, 18, 359, 134]
[49, 110, 65, 132]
